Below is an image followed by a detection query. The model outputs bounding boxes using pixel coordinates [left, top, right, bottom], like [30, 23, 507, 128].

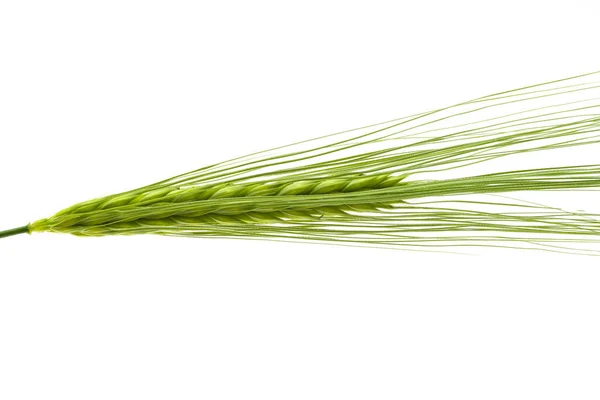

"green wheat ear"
[4, 71, 600, 253]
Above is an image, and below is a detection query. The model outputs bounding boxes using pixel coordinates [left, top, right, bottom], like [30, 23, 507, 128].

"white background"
[1, 1, 600, 399]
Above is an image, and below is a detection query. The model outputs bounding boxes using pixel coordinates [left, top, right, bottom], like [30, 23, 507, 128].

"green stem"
[0, 225, 30, 239]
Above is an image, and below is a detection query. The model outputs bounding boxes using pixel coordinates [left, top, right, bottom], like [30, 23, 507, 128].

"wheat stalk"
[3, 71, 600, 253]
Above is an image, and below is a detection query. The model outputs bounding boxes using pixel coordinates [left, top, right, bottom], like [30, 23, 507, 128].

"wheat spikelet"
[52, 173, 405, 215]
[30, 174, 405, 233]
